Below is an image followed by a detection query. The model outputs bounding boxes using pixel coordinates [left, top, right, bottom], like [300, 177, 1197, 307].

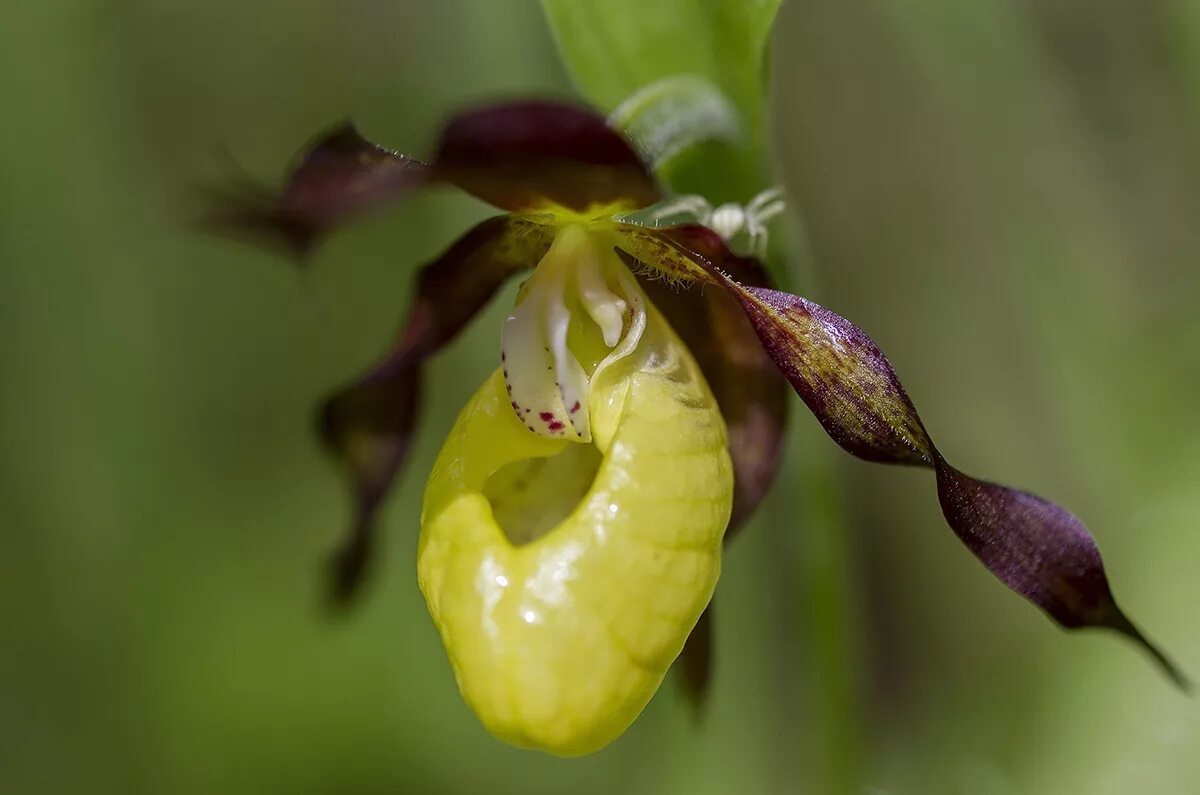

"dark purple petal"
[434, 101, 660, 213]
[617, 223, 1186, 687]
[935, 462, 1187, 688]
[204, 103, 657, 256]
[675, 603, 714, 715]
[203, 123, 428, 255]
[731, 288, 932, 466]
[320, 216, 552, 603]
[638, 256, 787, 536]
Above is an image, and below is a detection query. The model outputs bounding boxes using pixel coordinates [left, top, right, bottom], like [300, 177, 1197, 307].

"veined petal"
[419, 305, 733, 756]
[614, 223, 1186, 687]
[319, 216, 552, 603]
[205, 103, 659, 255]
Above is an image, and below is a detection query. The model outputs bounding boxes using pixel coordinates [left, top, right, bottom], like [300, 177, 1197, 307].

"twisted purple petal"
[615, 222, 1187, 689]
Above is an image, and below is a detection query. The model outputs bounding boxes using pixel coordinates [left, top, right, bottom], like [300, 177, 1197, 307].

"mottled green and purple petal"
[615, 222, 1186, 688]
[206, 102, 659, 255]
[320, 216, 552, 603]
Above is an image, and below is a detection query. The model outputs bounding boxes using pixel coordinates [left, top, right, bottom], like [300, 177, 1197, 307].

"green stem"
[793, 437, 861, 793]
[776, 167, 862, 795]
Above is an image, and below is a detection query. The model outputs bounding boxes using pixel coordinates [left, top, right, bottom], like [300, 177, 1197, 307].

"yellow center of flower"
[418, 222, 734, 756]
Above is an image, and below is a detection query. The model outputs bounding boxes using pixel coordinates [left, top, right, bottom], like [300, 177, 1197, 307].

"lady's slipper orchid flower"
[210, 100, 1184, 756]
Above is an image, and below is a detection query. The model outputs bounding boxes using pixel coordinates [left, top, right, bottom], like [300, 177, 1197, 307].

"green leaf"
[607, 74, 742, 169]
[541, 0, 781, 202]
[540, 0, 780, 129]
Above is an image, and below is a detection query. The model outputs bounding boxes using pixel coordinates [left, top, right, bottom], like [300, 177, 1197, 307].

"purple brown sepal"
[203, 123, 428, 256]
[204, 102, 659, 257]
[319, 216, 552, 603]
[434, 100, 661, 213]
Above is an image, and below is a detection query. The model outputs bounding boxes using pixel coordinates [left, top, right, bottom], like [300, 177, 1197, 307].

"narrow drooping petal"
[675, 602, 714, 716]
[204, 123, 428, 255]
[434, 101, 661, 213]
[615, 223, 1186, 686]
[205, 102, 660, 256]
[319, 216, 552, 603]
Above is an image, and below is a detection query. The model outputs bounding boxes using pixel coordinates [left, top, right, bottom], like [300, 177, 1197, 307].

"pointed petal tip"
[676, 665, 712, 723]
[195, 185, 320, 262]
[324, 533, 371, 611]
[675, 605, 714, 718]
[680, 689, 710, 726]
[197, 145, 315, 257]
[200, 121, 428, 259]
[1099, 609, 1192, 693]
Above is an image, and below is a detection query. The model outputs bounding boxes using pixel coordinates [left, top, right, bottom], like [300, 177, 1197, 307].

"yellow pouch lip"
[418, 309, 733, 756]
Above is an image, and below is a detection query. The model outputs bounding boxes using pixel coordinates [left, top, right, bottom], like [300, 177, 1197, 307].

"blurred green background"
[4, 1, 1199, 792]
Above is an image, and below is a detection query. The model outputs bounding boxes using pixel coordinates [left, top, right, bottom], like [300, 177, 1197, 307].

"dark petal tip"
[1099, 607, 1192, 693]
[197, 181, 320, 260]
[324, 517, 375, 610]
[676, 604, 715, 719]
[202, 122, 428, 258]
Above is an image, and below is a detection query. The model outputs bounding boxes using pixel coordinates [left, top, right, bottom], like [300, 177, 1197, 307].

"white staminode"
[501, 226, 647, 442]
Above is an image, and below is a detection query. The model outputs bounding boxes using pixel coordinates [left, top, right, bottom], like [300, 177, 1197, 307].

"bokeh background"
[4, 1, 1199, 792]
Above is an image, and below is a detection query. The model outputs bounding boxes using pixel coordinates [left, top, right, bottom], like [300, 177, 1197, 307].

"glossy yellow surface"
[418, 309, 733, 756]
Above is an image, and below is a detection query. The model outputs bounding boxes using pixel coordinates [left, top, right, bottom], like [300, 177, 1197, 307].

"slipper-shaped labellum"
[419, 227, 732, 755]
